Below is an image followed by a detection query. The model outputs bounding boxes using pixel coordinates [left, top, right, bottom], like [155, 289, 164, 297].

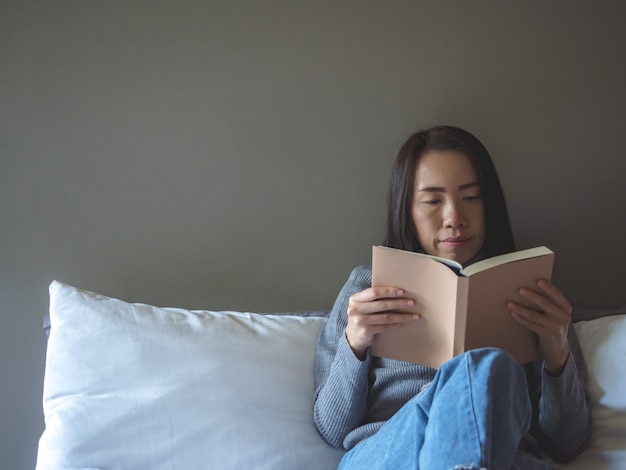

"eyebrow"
[418, 182, 481, 192]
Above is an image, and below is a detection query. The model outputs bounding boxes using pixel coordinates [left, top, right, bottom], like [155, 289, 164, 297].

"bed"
[36, 281, 626, 469]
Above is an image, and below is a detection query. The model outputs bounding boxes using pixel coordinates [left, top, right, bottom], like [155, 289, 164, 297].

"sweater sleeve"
[313, 266, 373, 449]
[527, 324, 592, 462]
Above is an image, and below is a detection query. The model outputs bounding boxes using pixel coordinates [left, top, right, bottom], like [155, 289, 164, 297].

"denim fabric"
[339, 348, 555, 470]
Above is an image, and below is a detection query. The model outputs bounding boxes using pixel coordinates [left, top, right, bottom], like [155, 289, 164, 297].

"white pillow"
[562, 314, 626, 469]
[37, 281, 344, 470]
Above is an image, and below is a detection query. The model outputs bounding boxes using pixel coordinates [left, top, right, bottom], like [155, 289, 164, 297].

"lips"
[441, 237, 471, 247]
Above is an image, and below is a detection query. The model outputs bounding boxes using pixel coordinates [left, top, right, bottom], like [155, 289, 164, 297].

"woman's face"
[411, 149, 485, 264]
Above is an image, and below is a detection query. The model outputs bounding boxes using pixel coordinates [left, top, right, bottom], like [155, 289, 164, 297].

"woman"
[314, 126, 591, 469]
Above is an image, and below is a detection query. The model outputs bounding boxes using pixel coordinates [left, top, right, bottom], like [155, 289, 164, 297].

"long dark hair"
[383, 126, 515, 258]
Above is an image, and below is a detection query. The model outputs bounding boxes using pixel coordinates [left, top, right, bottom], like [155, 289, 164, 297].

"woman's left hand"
[507, 279, 572, 376]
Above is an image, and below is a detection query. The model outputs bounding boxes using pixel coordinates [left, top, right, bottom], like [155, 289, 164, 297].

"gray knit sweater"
[314, 266, 592, 463]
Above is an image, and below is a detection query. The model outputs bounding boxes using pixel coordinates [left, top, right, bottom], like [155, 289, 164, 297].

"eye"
[463, 195, 481, 201]
[422, 199, 441, 206]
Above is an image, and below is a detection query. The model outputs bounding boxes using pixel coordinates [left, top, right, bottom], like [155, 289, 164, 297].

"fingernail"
[407, 300, 415, 306]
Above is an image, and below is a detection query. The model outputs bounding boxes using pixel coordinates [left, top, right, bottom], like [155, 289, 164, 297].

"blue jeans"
[339, 348, 554, 470]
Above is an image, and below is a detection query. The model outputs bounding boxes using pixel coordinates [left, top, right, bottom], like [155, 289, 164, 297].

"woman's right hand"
[345, 287, 419, 359]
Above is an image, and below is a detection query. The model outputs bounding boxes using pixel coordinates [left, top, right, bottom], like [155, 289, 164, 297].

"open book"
[370, 245, 554, 368]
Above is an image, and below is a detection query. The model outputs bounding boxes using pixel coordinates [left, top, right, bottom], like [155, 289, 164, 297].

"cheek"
[411, 207, 423, 230]
[411, 208, 436, 236]
[473, 208, 486, 243]
[475, 206, 486, 231]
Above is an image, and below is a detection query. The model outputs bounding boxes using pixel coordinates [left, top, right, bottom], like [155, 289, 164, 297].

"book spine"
[453, 278, 470, 357]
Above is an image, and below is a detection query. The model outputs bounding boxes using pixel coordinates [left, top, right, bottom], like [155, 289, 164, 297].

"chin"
[448, 250, 480, 266]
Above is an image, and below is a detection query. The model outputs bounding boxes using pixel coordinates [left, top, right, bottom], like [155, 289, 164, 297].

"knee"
[464, 348, 517, 367]
[466, 348, 532, 430]
[437, 348, 525, 390]
[465, 347, 526, 385]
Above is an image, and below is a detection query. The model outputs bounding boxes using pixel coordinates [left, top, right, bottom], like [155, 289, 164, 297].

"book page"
[370, 246, 459, 368]
[460, 246, 553, 277]
[463, 253, 554, 363]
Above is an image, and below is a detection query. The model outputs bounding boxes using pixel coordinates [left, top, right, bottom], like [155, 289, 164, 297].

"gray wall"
[2, 1, 625, 467]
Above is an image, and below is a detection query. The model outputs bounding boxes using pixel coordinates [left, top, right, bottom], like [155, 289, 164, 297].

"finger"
[354, 312, 421, 339]
[508, 301, 553, 331]
[517, 287, 569, 321]
[509, 307, 546, 334]
[369, 311, 421, 326]
[364, 317, 421, 338]
[350, 286, 407, 302]
[349, 297, 416, 318]
[345, 308, 420, 355]
[535, 280, 572, 315]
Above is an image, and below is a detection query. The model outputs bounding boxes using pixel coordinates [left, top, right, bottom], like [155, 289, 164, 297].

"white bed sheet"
[559, 314, 626, 469]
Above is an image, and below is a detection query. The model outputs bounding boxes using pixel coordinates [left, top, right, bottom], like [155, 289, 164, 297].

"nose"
[444, 200, 466, 229]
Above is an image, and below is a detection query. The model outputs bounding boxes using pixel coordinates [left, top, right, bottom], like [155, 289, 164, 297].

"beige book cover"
[370, 245, 554, 368]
